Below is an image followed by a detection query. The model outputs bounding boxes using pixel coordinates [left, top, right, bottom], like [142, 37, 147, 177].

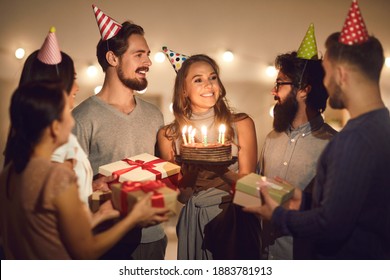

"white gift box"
[98, 153, 181, 183]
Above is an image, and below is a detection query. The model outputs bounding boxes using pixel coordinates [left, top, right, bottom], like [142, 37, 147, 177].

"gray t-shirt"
[72, 95, 165, 243]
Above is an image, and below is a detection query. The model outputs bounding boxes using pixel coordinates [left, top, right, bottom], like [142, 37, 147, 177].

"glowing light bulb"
[87, 65, 98, 77]
[266, 65, 277, 77]
[94, 85, 102, 94]
[385, 57, 390, 68]
[222, 51, 234, 62]
[135, 88, 147, 94]
[269, 104, 275, 118]
[154, 52, 166, 63]
[15, 48, 25, 59]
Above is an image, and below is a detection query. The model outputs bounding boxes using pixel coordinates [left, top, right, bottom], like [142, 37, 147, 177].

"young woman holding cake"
[158, 51, 262, 259]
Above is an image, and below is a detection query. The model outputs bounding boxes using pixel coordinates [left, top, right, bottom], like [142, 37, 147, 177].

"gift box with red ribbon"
[98, 153, 180, 189]
[110, 180, 178, 216]
[88, 190, 112, 213]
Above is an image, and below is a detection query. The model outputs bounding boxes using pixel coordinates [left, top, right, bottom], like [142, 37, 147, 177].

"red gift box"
[88, 190, 112, 213]
[110, 180, 178, 216]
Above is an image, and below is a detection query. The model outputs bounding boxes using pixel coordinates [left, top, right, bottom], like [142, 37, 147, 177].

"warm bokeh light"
[94, 85, 102, 94]
[87, 65, 98, 77]
[135, 88, 147, 94]
[154, 52, 166, 63]
[169, 102, 173, 113]
[222, 51, 234, 62]
[269, 104, 275, 118]
[386, 57, 390, 68]
[15, 48, 25, 59]
[266, 65, 277, 77]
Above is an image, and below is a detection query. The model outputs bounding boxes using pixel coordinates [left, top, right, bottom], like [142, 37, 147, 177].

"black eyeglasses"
[274, 81, 294, 93]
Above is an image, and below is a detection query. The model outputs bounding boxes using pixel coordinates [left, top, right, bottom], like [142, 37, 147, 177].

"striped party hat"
[162, 46, 189, 73]
[297, 23, 318, 60]
[92, 4, 122, 41]
[339, 0, 369, 45]
[37, 27, 62, 65]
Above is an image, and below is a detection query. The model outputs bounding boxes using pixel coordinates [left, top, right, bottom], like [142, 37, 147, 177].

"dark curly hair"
[275, 52, 329, 113]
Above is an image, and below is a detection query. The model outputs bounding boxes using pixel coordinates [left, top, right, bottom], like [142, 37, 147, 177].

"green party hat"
[297, 23, 318, 60]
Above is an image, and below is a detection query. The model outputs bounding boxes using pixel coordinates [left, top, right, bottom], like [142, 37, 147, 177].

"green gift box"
[233, 173, 294, 207]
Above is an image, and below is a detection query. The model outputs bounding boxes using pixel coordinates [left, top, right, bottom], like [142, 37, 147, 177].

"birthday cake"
[180, 142, 232, 163]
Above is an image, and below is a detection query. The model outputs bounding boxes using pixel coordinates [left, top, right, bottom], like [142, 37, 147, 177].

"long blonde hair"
[164, 54, 248, 142]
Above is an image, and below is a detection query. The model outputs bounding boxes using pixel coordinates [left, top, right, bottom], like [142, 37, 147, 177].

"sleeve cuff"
[271, 206, 291, 235]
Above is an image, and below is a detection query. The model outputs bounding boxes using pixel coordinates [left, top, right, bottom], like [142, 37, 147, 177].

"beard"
[117, 63, 148, 91]
[273, 91, 299, 132]
[327, 76, 344, 109]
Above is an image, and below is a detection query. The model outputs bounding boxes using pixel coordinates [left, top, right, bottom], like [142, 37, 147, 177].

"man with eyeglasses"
[257, 24, 337, 260]
[248, 1, 390, 260]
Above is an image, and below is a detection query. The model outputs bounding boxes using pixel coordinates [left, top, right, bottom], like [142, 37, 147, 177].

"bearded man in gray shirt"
[258, 25, 337, 260]
[72, 8, 166, 260]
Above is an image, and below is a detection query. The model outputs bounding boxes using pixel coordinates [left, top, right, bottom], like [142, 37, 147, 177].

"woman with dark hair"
[19, 50, 76, 94]
[3, 28, 114, 205]
[3, 49, 78, 165]
[0, 81, 168, 259]
[158, 54, 261, 259]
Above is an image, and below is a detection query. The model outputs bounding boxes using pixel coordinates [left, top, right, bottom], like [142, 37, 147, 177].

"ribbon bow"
[120, 180, 165, 214]
[113, 158, 165, 181]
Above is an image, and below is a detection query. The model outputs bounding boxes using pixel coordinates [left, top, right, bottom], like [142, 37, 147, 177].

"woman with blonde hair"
[158, 53, 261, 259]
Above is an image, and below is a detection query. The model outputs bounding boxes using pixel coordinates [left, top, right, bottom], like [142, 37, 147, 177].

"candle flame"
[182, 125, 188, 145]
[201, 125, 207, 135]
[219, 124, 226, 144]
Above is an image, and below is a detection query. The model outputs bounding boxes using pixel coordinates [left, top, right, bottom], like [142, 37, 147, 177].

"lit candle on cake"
[190, 128, 196, 144]
[188, 126, 193, 144]
[219, 124, 226, 144]
[182, 125, 188, 145]
[201, 126, 208, 146]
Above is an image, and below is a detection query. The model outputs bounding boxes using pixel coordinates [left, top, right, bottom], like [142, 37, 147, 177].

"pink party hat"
[339, 0, 369, 45]
[92, 4, 122, 41]
[162, 46, 189, 72]
[37, 27, 62, 65]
